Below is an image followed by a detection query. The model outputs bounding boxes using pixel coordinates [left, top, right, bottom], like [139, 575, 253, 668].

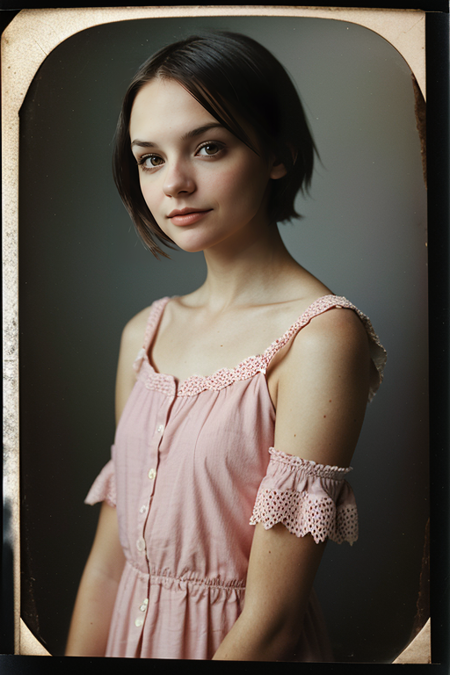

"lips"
[167, 208, 212, 227]
[167, 207, 210, 217]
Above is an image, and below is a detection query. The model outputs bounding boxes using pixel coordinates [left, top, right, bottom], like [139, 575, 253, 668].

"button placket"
[145, 425, 161, 496]
[145, 404, 170, 498]
[145, 421, 164, 485]
[135, 597, 149, 628]
[136, 536, 146, 554]
[136, 397, 174, 557]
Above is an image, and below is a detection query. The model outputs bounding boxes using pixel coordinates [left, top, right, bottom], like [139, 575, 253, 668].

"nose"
[163, 160, 195, 198]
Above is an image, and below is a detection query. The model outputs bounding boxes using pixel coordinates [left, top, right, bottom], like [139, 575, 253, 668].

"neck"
[195, 223, 301, 311]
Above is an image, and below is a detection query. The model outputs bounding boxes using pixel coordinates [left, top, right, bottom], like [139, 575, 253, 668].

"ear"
[269, 143, 297, 180]
[269, 157, 288, 180]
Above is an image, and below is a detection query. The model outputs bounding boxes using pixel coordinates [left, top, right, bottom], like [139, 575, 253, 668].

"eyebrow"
[130, 122, 224, 149]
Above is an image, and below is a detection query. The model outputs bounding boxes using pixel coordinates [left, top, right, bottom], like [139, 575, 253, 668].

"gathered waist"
[125, 559, 246, 593]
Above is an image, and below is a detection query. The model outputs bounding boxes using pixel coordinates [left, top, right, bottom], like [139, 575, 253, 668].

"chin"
[171, 236, 209, 254]
[170, 230, 224, 254]
[178, 243, 206, 254]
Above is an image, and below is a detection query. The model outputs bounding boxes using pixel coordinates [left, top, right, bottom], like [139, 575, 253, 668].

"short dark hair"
[112, 31, 317, 258]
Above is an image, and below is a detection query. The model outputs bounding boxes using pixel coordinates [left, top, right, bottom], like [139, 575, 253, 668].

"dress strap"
[260, 295, 386, 400]
[142, 297, 172, 352]
[133, 297, 171, 374]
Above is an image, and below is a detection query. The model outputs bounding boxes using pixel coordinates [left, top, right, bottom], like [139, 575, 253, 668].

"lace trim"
[134, 295, 386, 398]
[143, 370, 176, 396]
[177, 359, 267, 397]
[250, 488, 358, 545]
[268, 447, 352, 480]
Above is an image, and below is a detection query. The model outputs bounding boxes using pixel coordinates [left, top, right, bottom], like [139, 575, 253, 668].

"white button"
[148, 468, 157, 480]
[139, 505, 147, 514]
[135, 618, 143, 627]
[157, 424, 164, 433]
[136, 537, 146, 552]
[139, 603, 148, 612]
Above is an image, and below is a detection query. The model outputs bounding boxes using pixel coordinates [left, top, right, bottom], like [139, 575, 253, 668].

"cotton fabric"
[85, 294, 386, 660]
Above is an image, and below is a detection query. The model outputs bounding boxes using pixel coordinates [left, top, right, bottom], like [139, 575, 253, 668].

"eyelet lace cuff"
[249, 448, 358, 545]
[85, 458, 116, 508]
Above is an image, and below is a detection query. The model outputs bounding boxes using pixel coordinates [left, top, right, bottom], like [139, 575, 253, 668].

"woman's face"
[129, 78, 285, 253]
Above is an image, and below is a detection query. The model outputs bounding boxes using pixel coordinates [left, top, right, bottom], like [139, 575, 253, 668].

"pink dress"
[85, 294, 386, 660]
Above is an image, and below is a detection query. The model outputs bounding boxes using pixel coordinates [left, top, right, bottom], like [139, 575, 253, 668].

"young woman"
[65, 31, 386, 661]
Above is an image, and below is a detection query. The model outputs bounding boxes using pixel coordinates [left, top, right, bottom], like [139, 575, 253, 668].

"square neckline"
[140, 294, 342, 387]
[132, 293, 386, 399]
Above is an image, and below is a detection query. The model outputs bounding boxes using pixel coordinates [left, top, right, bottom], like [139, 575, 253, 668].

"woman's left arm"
[213, 308, 372, 661]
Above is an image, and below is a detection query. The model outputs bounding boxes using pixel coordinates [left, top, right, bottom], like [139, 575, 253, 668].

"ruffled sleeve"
[84, 458, 116, 508]
[250, 448, 358, 545]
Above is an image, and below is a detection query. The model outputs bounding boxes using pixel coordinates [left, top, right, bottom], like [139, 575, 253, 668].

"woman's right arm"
[65, 502, 125, 656]
[65, 310, 149, 656]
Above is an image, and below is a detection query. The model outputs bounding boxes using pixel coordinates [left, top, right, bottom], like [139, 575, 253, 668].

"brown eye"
[147, 155, 164, 167]
[139, 154, 164, 169]
[198, 143, 221, 156]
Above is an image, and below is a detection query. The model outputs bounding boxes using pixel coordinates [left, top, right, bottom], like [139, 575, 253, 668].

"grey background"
[18, 15, 428, 662]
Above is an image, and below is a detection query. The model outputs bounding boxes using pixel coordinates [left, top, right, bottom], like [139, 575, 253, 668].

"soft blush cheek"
[208, 163, 267, 214]
[139, 180, 166, 227]
[140, 175, 157, 204]
[225, 182, 269, 224]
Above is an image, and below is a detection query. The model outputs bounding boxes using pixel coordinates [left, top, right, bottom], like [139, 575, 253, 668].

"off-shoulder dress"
[85, 294, 387, 660]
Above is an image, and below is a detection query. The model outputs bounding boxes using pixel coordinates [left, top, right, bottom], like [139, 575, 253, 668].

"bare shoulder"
[275, 305, 371, 413]
[296, 305, 369, 355]
[274, 306, 372, 466]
